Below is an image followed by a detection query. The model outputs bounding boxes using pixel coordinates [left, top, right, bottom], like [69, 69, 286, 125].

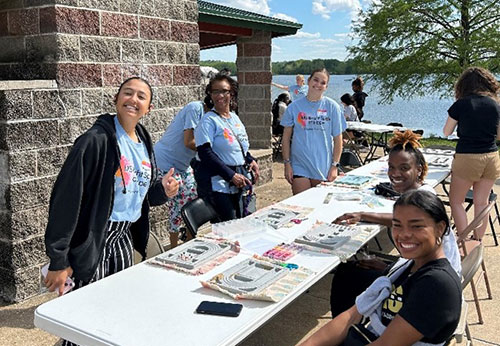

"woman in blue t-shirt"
[301, 190, 461, 346]
[44, 77, 179, 303]
[154, 99, 209, 248]
[195, 74, 260, 221]
[280, 68, 346, 195]
[443, 67, 500, 240]
[272, 74, 308, 102]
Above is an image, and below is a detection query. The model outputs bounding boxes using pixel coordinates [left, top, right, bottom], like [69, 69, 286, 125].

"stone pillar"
[0, 0, 201, 302]
[236, 30, 272, 150]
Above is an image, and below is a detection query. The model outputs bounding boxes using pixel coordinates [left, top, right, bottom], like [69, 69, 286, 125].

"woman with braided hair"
[329, 130, 461, 318]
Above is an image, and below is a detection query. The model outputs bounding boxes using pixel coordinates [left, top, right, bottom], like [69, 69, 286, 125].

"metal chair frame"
[456, 202, 494, 324]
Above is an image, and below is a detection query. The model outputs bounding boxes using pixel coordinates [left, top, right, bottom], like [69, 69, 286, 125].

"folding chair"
[456, 202, 494, 324]
[272, 133, 283, 159]
[339, 149, 363, 173]
[464, 190, 499, 246]
[181, 197, 221, 238]
[342, 131, 365, 163]
[134, 231, 165, 264]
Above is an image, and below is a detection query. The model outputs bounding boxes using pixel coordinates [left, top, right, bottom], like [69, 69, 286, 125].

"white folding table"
[34, 156, 450, 346]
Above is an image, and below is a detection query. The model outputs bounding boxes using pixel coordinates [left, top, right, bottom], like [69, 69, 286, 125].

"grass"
[420, 136, 457, 148]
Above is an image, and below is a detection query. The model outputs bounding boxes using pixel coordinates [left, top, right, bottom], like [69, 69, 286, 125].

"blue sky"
[200, 0, 373, 62]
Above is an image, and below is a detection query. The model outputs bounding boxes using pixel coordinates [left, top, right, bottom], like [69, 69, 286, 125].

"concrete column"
[236, 30, 272, 150]
[0, 0, 201, 302]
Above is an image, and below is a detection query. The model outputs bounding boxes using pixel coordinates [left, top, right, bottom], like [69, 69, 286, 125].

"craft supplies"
[201, 255, 314, 302]
[251, 204, 314, 229]
[151, 237, 240, 275]
[262, 243, 303, 261]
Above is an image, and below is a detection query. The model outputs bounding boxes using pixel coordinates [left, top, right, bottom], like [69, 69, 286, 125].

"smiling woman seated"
[329, 131, 461, 318]
[301, 190, 462, 346]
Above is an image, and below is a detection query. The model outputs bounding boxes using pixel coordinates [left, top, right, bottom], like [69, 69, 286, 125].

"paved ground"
[1, 155, 500, 346]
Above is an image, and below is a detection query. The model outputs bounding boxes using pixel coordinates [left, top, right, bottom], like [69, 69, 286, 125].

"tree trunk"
[459, 0, 472, 68]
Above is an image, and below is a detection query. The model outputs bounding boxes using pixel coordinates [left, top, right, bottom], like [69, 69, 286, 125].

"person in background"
[340, 93, 358, 121]
[195, 73, 260, 221]
[272, 74, 309, 102]
[154, 98, 210, 248]
[220, 67, 232, 76]
[352, 76, 368, 120]
[281, 68, 346, 195]
[271, 92, 291, 136]
[44, 77, 179, 346]
[330, 130, 461, 318]
[301, 190, 462, 346]
[443, 66, 500, 240]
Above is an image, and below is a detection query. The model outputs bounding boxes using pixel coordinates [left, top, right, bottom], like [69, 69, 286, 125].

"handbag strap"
[211, 109, 247, 163]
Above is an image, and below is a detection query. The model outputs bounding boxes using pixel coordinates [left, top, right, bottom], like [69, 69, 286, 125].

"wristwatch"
[283, 159, 291, 164]
[331, 161, 340, 167]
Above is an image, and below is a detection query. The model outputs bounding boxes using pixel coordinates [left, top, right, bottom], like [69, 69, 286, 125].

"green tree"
[349, 0, 500, 102]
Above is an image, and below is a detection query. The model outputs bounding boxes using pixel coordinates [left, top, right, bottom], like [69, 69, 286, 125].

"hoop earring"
[436, 237, 442, 246]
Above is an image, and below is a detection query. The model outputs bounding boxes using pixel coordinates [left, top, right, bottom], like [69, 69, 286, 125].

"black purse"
[374, 182, 400, 199]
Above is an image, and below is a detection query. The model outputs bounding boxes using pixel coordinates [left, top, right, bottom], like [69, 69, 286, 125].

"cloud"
[312, 0, 362, 19]
[272, 13, 298, 22]
[288, 30, 321, 39]
[333, 32, 350, 38]
[302, 38, 340, 46]
[210, 0, 271, 16]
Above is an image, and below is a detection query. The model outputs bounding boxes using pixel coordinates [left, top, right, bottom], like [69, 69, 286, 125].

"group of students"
[43, 65, 499, 346]
[270, 66, 499, 345]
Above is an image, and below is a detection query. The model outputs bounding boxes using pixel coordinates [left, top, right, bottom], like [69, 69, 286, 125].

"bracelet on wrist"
[283, 159, 291, 164]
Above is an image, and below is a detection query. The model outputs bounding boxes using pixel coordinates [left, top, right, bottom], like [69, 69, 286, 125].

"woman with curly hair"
[330, 130, 461, 318]
[443, 66, 500, 240]
[194, 73, 260, 221]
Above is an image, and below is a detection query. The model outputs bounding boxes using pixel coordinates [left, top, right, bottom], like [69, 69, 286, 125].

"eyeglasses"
[211, 89, 232, 96]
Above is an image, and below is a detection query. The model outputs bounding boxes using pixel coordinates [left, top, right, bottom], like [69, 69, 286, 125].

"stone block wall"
[0, 0, 202, 302]
[236, 30, 272, 150]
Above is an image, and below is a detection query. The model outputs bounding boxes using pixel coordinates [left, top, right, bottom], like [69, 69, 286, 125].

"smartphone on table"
[195, 301, 243, 317]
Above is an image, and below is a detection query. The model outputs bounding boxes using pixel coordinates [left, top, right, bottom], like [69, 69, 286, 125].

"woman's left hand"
[249, 160, 260, 183]
[327, 166, 338, 182]
[162, 168, 179, 198]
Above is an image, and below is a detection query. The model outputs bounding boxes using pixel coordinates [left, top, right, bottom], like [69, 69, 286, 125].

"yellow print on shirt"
[382, 284, 404, 314]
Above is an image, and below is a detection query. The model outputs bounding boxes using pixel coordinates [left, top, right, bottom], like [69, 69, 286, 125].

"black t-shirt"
[380, 258, 461, 344]
[353, 91, 368, 119]
[448, 94, 500, 153]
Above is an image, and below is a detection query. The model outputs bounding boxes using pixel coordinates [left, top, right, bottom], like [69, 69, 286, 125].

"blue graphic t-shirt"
[110, 116, 151, 222]
[154, 101, 204, 172]
[195, 110, 250, 193]
[281, 96, 346, 180]
[288, 84, 308, 102]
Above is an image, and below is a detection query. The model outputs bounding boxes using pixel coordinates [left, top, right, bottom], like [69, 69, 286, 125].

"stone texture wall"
[236, 30, 272, 150]
[0, 0, 202, 302]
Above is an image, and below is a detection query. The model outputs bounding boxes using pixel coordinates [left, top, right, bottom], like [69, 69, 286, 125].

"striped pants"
[62, 220, 134, 346]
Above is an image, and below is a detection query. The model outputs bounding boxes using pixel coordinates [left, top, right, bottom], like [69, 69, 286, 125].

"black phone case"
[196, 301, 243, 317]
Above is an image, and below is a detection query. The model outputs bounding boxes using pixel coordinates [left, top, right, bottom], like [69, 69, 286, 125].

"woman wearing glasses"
[194, 74, 260, 221]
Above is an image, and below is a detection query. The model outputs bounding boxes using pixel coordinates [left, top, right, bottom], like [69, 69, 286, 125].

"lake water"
[272, 74, 454, 138]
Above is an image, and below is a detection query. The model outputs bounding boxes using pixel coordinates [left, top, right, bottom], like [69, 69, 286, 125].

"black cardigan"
[45, 114, 168, 281]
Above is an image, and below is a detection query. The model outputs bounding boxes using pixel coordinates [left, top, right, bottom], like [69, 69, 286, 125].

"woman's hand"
[248, 160, 260, 183]
[162, 168, 179, 198]
[284, 162, 293, 185]
[333, 212, 362, 224]
[327, 166, 339, 182]
[231, 173, 251, 188]
[45, 266, 73, 296]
